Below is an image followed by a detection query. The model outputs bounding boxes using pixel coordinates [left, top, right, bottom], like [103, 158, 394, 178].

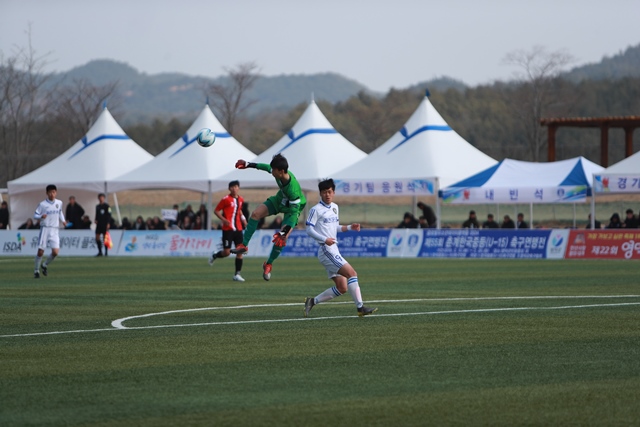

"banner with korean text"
[441, 186, 590, 204]
[593, 175, 640, 194]
[333, 178, 437, 196]
[564, 230, 640, 260]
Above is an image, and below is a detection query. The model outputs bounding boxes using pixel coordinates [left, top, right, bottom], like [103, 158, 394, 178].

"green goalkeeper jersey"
[255, 163, 306, 216]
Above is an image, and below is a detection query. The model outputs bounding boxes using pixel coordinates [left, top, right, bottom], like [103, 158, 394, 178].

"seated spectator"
[516, 213, 529, 229]
[181, 215, 193, 230]
[397, 212, 419, 229]
[152, 216, 166, 230]
[192, 215, 203, 230]
[120, 217, 132, 230]
[133, 216, 146, 230]
[501, 215, 515, 229]
[482, 213, 499, 229]
[606, 213, 623, 229]
[146, 217, 154, 230]
[197, 204, 208, 228]
[179, 204, 196, 227]
[0, 201, 9, 229]
[462, 210, 479, 229]
[418, 216, 429, 228]
[79, 215, 92, 229]
[18, 218, 36, 229]
[623, 209, 638, 228]
[416, 201, 437, 228]
[586, 214, 601, 229]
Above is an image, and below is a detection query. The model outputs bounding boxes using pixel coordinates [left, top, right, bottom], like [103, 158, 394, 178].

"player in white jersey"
[33, 185, 67, 278]
[303, 178, 377, 318]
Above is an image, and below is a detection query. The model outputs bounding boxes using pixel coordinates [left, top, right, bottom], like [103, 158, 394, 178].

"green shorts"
[265, 195, 305, 228]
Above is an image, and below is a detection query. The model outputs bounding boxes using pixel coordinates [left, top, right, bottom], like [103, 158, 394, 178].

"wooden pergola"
[540, 116, 640, 166]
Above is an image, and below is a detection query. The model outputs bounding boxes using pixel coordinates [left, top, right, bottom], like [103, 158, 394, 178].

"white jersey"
[34, 198, 66, 228]
[306, 201, 340, 244]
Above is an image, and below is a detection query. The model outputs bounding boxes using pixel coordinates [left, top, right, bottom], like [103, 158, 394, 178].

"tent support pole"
[529, 203, 533, 229]
[207, 182, 212, 231]
[590, 174, 596, 229]
[573, 203, 577, 228]
[113, 192, 122, 226]
[435, 178, 441, 229]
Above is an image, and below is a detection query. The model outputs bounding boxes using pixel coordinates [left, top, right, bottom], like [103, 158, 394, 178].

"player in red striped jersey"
[208, 180, 248, 281]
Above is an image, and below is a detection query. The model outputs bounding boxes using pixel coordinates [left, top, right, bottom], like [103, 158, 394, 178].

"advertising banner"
[0, 229, 123, 257]
[282, 229, 390, 258]
[334, 178, 436, 196]
[565, 230, 640, 260]
[418, 229, 554, 259]
[593, 174, 640, 194]
[118, 230, 220, 257]
[441, 186, 589, 204]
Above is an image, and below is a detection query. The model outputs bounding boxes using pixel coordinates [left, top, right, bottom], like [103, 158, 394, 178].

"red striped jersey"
[215, 195, 245, 231]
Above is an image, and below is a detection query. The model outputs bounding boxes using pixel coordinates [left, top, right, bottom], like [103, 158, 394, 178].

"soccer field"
[1, 257, 639, 426]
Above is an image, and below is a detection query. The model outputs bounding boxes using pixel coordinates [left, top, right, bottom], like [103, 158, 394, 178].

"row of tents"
[6, 93, 640, 230]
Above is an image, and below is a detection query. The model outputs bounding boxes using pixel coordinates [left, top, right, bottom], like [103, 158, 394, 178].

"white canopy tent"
[591, 149, 640, 228]
[331, 93, 497, 227]
[441, 156, 604, 227]
[109, 104, 257, 229]
[213, 99, 367, 192]
[7, 107, 153, 229]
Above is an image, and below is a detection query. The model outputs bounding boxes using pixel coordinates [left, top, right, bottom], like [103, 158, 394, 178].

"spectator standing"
[482, 214, 499, 229]
[462, 210, 480, 228]
[586, 214, 601, 229]
[120, 217, 132, 230]
[168, 204, 180, 229]
[95, 193, 111, 256]
[501, 215, 515, 229]
[516, 213, 529, 229]
[197, 204, 208, 229]
[65, 196, 85, 229]
[79, 215, 92, 229]
[133, 216, 146, 230]
[416, 201, 437, 228]
[0, 201, 9, 229]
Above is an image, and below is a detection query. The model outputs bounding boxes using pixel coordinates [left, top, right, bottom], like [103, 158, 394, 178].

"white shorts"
[37, 227, 60, 251]
[317, 244, 348, 279]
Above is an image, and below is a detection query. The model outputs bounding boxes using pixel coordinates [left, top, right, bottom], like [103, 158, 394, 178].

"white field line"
[1, 295, 639, 338]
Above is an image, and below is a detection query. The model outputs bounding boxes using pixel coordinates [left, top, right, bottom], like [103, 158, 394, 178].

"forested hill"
[562, 44, 640, 82]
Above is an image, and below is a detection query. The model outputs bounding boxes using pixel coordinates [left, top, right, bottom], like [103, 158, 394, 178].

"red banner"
[565, 230, 640, 259]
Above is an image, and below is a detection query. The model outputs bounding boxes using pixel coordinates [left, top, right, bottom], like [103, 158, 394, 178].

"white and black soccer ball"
[197, 128, 216, 148]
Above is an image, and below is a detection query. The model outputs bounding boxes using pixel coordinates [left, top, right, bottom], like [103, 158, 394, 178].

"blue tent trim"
[447, 161, 503, 188]
[170, 131, 231, 158]
[276, 128, 338, 154]
[560, 158, 589, 186]
[387, 125, 452, 154]
[69, 134, 130, 159]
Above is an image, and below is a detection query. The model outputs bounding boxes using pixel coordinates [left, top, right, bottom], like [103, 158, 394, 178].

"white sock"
[347, 277, 363, 308]
[44, 254, 55, 267]
[315, 286, 342, 304]
[34, 256, 42, 272]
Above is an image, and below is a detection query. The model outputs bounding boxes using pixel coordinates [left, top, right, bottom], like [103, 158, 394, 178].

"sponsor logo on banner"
[387, 230, 423, 258]
[546, 230, 569, 259]
[2, 233, 26, 253]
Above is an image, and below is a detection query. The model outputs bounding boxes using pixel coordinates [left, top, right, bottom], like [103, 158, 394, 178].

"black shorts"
[96, 224, 108, 234]
[222, 230, 244, 249]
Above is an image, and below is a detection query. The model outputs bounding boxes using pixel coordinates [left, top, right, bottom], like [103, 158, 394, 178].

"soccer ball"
[197, 128, 216, 147]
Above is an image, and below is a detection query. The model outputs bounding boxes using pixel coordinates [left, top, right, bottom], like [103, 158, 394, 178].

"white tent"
[110, 104, 256, 194]
[213, 99, 367, 191]
[331, 93, 497, 196]
[7, 107, 153, 229]
[442, 157, 604, 204]
[590, 149, 640, 227]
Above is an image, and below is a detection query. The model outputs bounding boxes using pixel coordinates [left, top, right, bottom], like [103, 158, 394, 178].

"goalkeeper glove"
[235, 160, 248, 169]
[272, 231, 287, 247]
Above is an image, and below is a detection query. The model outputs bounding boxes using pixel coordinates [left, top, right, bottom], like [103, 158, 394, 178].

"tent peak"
[425, 89, 430, 97]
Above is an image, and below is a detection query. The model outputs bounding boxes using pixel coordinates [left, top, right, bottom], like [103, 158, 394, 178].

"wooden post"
[600, 124, 609, 167]
[548, 124, 557, 162]
[624, 127, 634, 158]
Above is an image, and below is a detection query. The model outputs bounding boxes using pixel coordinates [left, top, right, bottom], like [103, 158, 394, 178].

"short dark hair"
[318, 178, 335, 192]
[626, 208, 634, 214]
[270, 154, 288, 172]
[46, 185, 57, 192]
[469, 210, 476, 215]
[488, 213, 494, 219]
[98, 193, 106, 198]
[228, 180, 240, 188]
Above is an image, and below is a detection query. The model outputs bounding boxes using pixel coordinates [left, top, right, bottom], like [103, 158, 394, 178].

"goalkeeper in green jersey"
[231, 154, 306, 281]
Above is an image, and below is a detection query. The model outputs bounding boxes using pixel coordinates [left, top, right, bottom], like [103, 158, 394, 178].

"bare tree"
[502, 46, 575, 161]
[0, 26, 56, 186]
[205, 62, 260, 134]
[53, 78, 121, 140]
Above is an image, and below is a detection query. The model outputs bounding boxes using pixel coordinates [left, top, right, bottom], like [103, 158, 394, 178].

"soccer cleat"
[96, 253, 103, 257]
[233, 274, 245, 282]
[262, 262, 272, 281]
[208, 252, 217, 266]
[34, 271, 40, 279]
[357, 305, 378, 317]
[41, 264, 48, 277]
[231, 244, 248, 255]
[304, 297, 315, 318]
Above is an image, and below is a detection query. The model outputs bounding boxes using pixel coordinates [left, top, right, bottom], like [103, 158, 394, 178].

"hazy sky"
[1, 0, 639, 92]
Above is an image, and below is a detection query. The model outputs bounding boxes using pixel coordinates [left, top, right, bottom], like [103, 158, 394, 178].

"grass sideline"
[1, 256, 640, 426]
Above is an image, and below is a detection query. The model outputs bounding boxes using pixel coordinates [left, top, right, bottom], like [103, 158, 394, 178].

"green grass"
[1, 257, 640, 426]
